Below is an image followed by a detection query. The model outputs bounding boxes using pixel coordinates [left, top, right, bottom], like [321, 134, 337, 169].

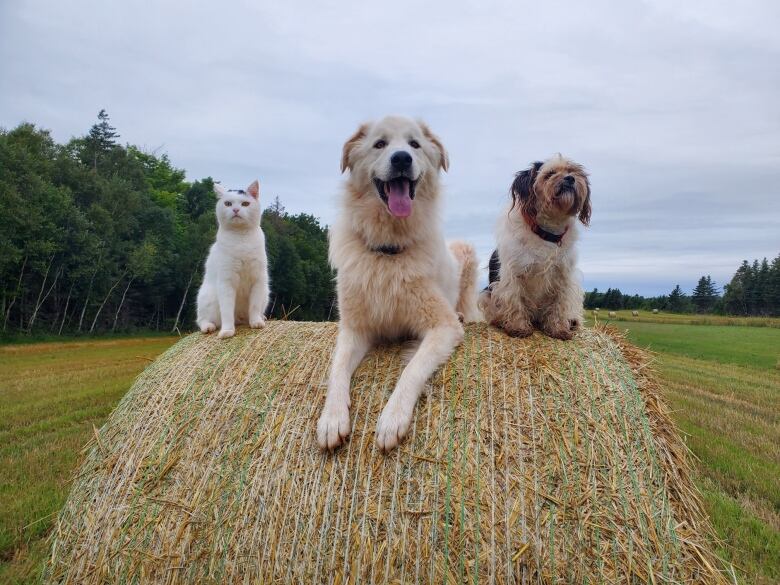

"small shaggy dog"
[480, 155, 591, 340]
[317, 115, 480, 452]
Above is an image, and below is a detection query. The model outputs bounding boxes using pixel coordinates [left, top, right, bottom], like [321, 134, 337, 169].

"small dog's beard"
[555, 190, 576, 213]
[537, 181, 581, 221]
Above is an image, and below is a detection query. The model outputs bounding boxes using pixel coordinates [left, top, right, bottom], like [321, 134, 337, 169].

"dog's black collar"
[532, 225, 566, 245]
[370, 244, 404, 255]
[522, 212, 568, 247]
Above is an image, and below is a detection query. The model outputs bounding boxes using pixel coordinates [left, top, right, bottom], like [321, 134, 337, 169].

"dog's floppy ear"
[579, 174, 592, 226]
[419, 121, 449, 172]
[340, 122, 370, 173]
[510, 161, 543, 217]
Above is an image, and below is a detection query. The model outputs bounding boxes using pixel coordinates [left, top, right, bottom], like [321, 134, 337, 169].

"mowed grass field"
[1, 315, 778, 583]
[0, 336, 178, 584]
[600, 314, 780, 584]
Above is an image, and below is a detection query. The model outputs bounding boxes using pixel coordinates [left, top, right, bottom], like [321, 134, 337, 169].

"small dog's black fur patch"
[488, 250, 501, 285]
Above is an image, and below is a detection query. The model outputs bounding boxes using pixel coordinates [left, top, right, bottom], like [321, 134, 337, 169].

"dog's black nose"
[390, 150, 413, 170]
[563, 175, 575, 185]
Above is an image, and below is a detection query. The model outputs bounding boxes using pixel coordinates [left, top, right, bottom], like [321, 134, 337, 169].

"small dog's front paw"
[544, 325, 574, 341]
[250, 316, 266, 329]
[217, 328, 235, 339]
[375, 403, 413, 452]
[317, 402, 351, 451]
[200, 322, 217, 334]
[502, 321, 534, 338]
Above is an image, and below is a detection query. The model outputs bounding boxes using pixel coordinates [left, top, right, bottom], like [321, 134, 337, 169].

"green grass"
[615, 320, 780, 584]
[0, 336, 178, 584]
[1, 315, 779, 583]
[610, 320, 780, 369]
[592, 309, 780, 328]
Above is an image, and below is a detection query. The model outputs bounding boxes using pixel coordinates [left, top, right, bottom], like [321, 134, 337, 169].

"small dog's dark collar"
[522, 212, 568, 247]
[370, 244, 404, 255]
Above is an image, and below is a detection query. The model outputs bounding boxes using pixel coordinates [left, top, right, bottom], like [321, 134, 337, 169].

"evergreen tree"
[666, 284, 691, 313]
[82, 109, 119, 170]
[691, 275, 719, 313]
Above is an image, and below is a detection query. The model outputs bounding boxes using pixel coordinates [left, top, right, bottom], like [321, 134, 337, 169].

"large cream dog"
[317, 115, 480, 452]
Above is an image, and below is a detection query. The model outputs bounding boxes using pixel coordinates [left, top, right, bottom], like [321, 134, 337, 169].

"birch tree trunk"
[89, 269, 128, 333]
[171, 271, 195, 334]
[111, 275, 136, 332]
[78, 264, 100, 332]
[3, 255, 27, 332]
[27, 256, 56, 330]
[58, 282, 75, 335]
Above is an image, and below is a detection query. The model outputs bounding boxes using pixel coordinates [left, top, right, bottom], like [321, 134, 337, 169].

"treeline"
[0, 112, 335, 338]
[585, 255, 780, 316]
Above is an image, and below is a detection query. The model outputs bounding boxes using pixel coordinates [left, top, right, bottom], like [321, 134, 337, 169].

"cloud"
[1, 0, 778, 295]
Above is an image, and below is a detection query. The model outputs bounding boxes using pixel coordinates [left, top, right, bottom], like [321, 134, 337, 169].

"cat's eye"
[224, 201, 232, 207]
[409, 140, 420, 149]
[241, 201, 250, 207]
[374, 140, 386, 149]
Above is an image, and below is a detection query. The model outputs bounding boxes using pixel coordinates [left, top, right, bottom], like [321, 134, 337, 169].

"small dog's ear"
[579, 175, 591, 226]
[419, 121, 449, 172]
[246, 180, 260, 201]
[510, 161, 543, 217]
[341, 123, 370, 173]
[214, 183, 227, 199]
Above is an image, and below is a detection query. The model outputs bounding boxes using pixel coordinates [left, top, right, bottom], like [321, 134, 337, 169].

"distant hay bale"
[632, 310, 639, 317]
[44, 322, 729, 584]
[653, 308, 660, 314]
[608, 311, 617, 318]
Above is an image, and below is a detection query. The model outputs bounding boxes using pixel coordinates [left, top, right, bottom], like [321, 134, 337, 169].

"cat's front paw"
[200, 322, 217, 334]
[250, 316, 266, 329]
[217, 328, 235, 339]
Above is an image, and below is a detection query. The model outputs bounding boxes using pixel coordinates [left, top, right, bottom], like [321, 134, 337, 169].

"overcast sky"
[2, 0, 779, 295]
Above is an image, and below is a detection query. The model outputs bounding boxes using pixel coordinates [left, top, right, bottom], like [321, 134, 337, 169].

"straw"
[43, 321, 730, 584]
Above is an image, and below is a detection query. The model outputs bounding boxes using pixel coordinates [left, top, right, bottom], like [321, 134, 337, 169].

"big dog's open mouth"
[373, 177, 417, 218]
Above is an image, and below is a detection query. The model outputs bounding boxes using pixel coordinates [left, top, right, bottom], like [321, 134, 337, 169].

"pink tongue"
[386, 180, 412, 218]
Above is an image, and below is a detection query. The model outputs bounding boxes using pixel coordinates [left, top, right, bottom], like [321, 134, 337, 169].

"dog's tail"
[448, 240, 483, 323]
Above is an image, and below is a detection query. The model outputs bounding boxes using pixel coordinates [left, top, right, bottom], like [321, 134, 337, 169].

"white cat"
[196, 180, 270, 339]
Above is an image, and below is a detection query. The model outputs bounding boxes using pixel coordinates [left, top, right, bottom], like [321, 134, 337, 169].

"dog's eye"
[224, 201, 232, 207]
[374, 140, 386, 149]
[241, 201, 250, 207]
[409, 140, 420, 149]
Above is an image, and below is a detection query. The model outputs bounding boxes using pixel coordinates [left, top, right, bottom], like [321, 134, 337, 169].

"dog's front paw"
[502, 321, 534, 338]
[250, 316, 266, 329]
[317, 402, 351, 451]
[375, 402, 413, 452]
[200, 322, 217, 334]
[217, 328, 235, 339]
[544, 325, 574, 341]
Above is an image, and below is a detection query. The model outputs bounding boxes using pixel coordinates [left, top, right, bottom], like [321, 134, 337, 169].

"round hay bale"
[632, 310, 639, 317]
[608, 311, 617, 318]
[44, 322, 729, 584]
[653, 308, 660, 314]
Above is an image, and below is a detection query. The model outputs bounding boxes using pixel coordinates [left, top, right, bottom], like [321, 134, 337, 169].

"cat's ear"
[246, 180, 260, 201]
[214, 183, 227, 199]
